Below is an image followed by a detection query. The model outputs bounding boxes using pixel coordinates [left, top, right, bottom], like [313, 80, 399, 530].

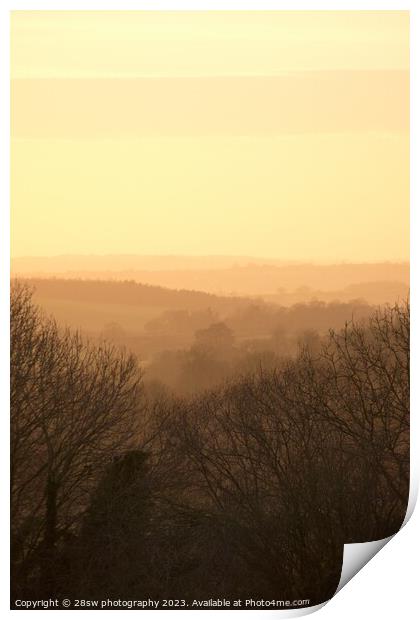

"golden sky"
[11, 11, 409, 261]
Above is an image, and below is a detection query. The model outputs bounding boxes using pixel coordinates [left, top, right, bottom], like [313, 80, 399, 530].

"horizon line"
[11, 254, 410, 265]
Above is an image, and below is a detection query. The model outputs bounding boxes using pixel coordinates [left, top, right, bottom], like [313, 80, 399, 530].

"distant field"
[19, 277, 250, 339]
[19, 276, 383, 367]
[34, 296, 167, 334]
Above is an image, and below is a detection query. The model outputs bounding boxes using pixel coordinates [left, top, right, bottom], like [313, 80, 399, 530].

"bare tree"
[172, 302, 409, 603]
[295, 302, 410, 531]
[11, 282, 143, 597]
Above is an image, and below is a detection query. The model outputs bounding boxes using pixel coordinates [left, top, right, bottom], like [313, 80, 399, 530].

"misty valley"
[11, 264, 409, 608]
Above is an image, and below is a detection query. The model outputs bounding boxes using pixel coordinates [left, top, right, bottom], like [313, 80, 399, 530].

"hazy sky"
[11, 11, 409, 261]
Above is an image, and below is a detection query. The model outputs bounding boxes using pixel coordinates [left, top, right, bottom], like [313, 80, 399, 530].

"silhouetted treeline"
[18, 277, 249, 312]
[11, 283, 409, 608]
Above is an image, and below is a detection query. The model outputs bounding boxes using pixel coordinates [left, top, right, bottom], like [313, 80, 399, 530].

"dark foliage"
[10, 283, 409, 608]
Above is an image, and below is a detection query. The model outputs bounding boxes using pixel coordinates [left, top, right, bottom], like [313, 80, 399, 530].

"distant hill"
[12, 254, 291, 273]
[11, 256, 409, 299]
[264, 280, 409, 306]
[17, 276, 250, 308]
[15, 277, 253, 335]
[14, 276, 379, 363]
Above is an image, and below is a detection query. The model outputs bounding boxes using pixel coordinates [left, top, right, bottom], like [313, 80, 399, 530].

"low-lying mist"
[15, 274, 408, 397]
